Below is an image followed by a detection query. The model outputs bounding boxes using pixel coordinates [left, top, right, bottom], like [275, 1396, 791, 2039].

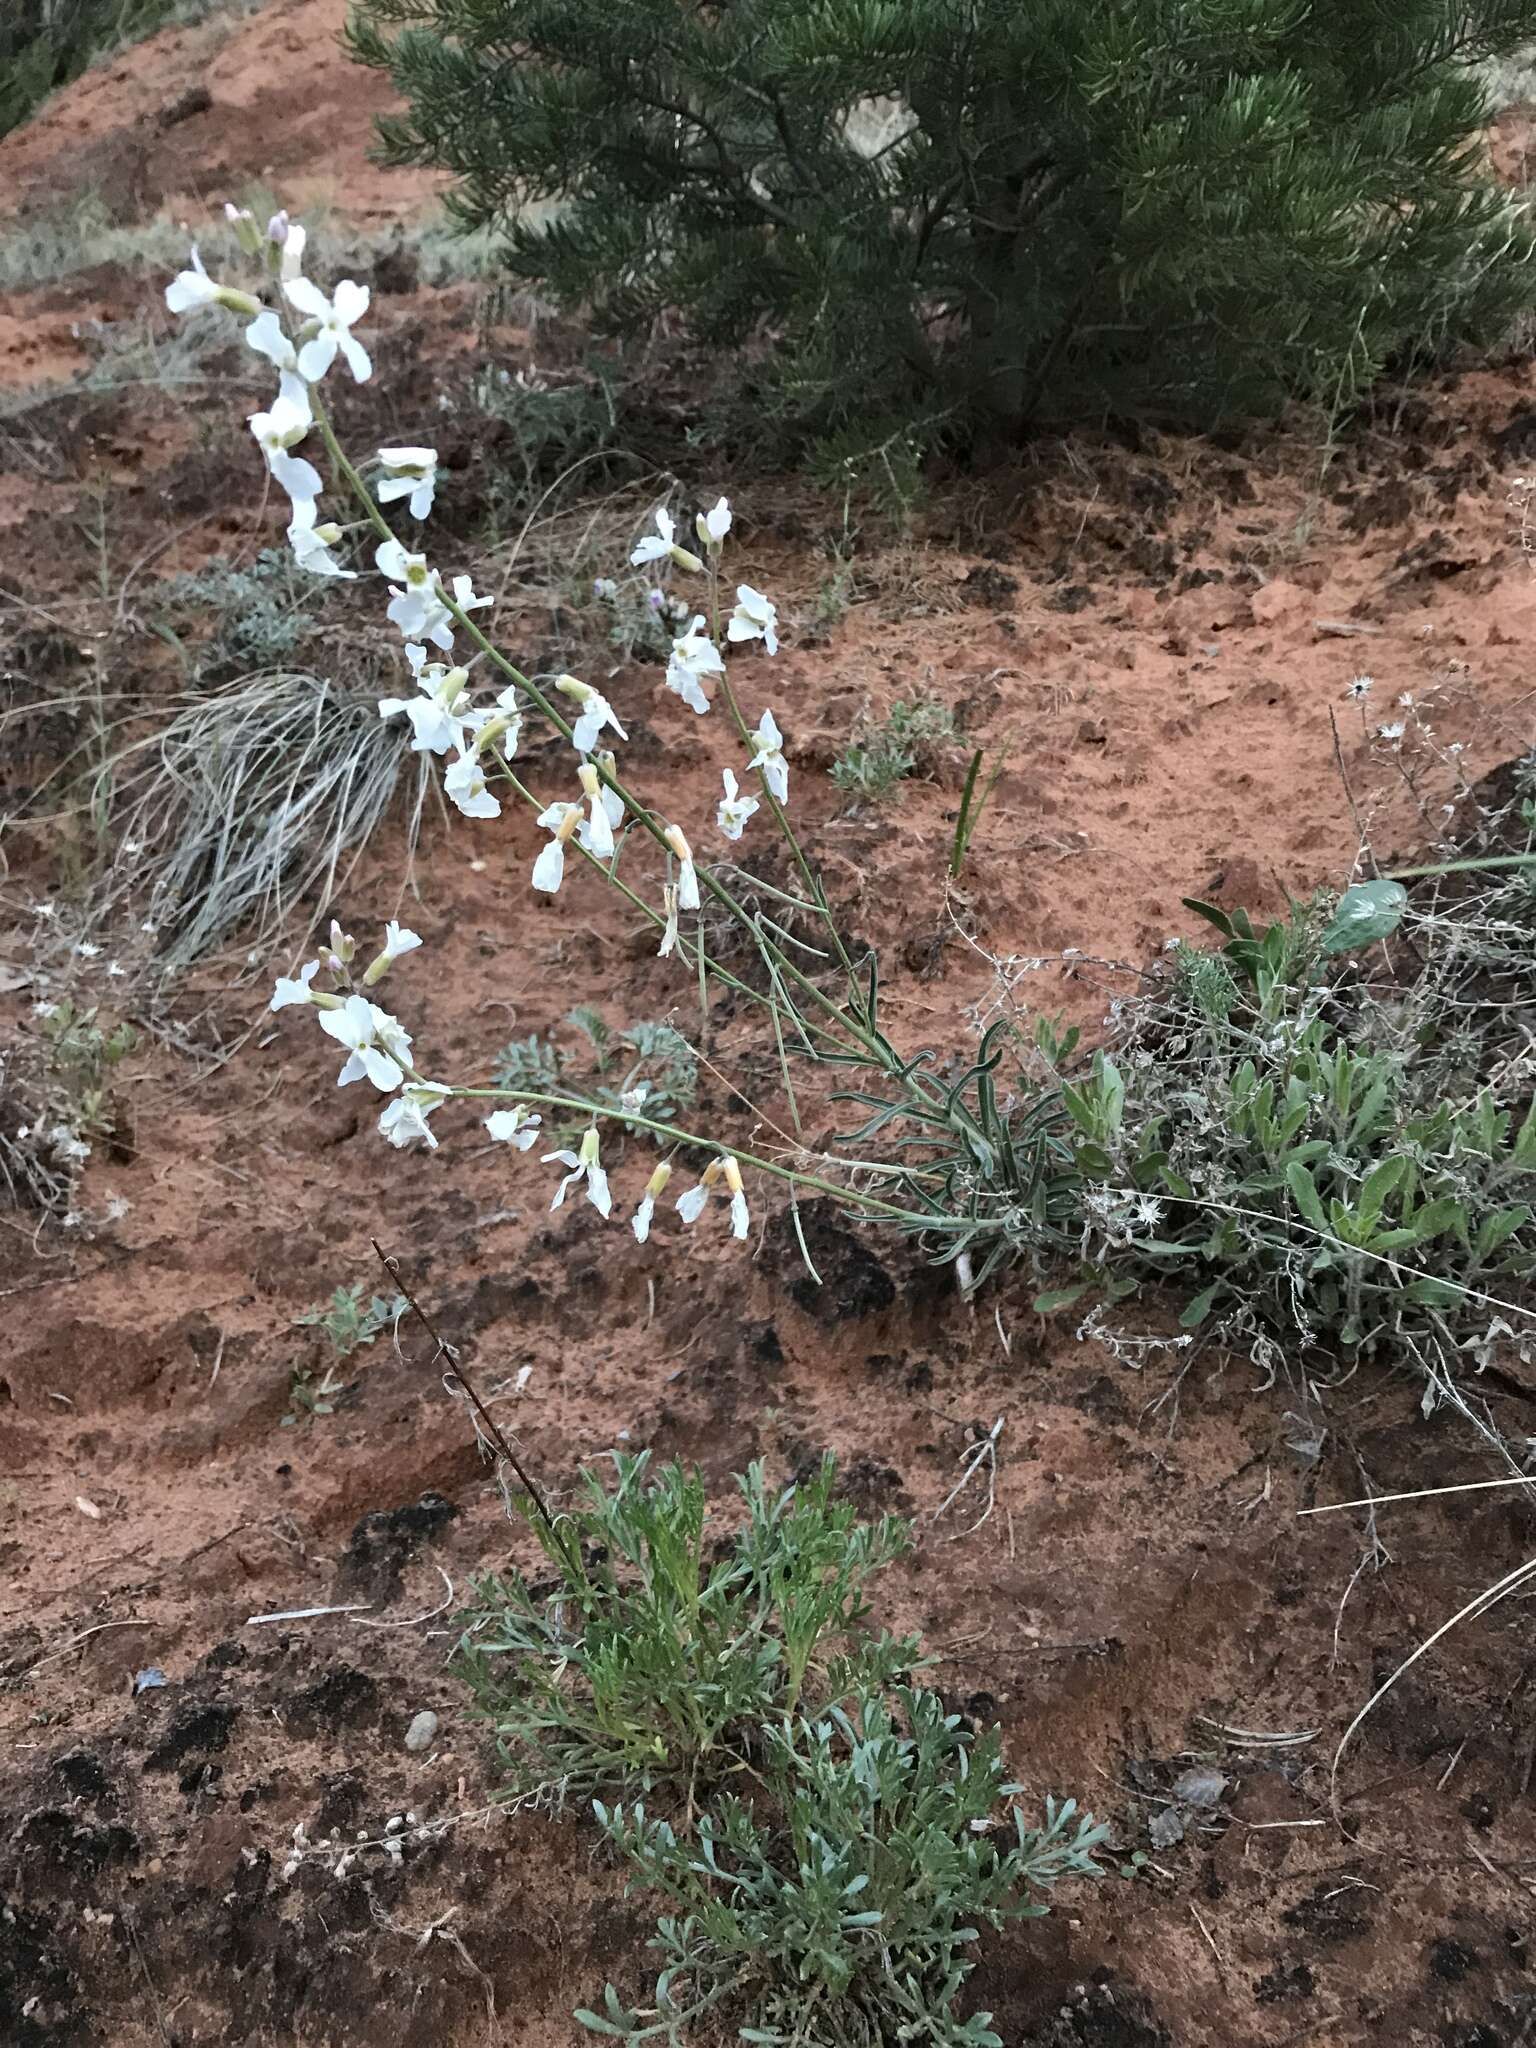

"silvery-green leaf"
[1320, 880, 1407, 955]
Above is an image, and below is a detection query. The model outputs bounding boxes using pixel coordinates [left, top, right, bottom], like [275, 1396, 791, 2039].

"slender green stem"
[460, 1085, 953, 1224]
[487, 748, 849, 1056]
[1387, 853, 1536, 880]
[312, 412, 898, 1071]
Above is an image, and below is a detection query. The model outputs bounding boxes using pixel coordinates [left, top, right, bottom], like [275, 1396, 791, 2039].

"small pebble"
[404, 1710, 439, 1753]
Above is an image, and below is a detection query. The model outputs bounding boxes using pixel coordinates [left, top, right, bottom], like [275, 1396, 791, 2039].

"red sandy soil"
[3, 13, 1536, 2048]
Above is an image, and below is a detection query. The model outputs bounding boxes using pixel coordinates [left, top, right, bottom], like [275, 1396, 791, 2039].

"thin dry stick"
[371, 1240, 571, 1565]
[1327, 706, 1378, 879]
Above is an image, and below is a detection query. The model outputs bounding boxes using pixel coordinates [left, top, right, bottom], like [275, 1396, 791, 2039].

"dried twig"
[371, 1240, 573, 1569]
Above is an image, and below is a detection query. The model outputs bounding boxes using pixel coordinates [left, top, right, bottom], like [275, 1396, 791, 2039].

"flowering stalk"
[170, 207, 1063, 1281]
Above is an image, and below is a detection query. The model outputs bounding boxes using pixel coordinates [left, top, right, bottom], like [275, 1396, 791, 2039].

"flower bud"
[329, 919, 355, 964]
[663, 823, 694, 868]
[213, 284, 264, 316]
[224, 203, 263, 256]
[668, 541, 705, 574]
[578, 761, 602, 801]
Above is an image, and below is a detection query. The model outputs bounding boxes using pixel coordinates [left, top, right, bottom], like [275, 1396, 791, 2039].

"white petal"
[282, 276, 330, 320]
[585, 805, 614, 859]
[296, 330, 338, 382]
[531, 840, 565, 893]
[676, 1184, 709, 1224]
[332, 279, 371, 326]
[339, 330, 372, 383]
[272, 450, 323, 506]
[361, 1047, 405, 1092]
[245, 310, 295, 369]
[585, 1164, 612, 1218]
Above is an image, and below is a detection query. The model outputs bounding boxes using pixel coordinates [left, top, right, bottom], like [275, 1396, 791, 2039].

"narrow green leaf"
[1285, 1161, 1327, 1231]
[1034, 1284, 1091, 1313]
[1179, 1281, 1223, 1328]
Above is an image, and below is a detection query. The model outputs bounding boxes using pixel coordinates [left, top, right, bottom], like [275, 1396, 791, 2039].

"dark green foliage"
[349, 0, 1536, 445]
[459, 1454, 1104, 2044]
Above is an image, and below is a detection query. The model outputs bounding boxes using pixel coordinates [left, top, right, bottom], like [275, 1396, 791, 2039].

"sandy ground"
[3, 8, 1536, 2046]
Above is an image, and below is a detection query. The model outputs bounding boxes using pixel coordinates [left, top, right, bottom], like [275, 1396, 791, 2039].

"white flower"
[716, 768, 759, 842]
[578, 762, 616, 858]
[485, 1107, 542, 1149]
[377, 446, 438, 521]
[676, 1155, 748, 1238]
[444, 748, 501, 819]
[630, 505, 703, 573]
[544, 1126, 611, 1217]
[74, 940, 100, 959]
[632, 1160, 673, 1242]
[748, 708, 789, 803]
[696, 496, 732, 550]
[165, 246, 260, 317]
[282, 275, 372, 383]
[107, 961, 125, 977]
[727, 584, 778, 656]
[1346, 674, 1373, 701]
[593, 750, 625, 830]
[376, 539, 449, 644]
[249, 391, 322, 511]
[377, 657, 476, 755]
[532, 802, 582, 893]
[666, 615, 724, 715]
[317, 994, 413, 1091]
[270, 960, 320, 1011]
[468, 691, 523, 763]
[448, 574, 492, 618]
[664, 824, 699, 911]
[287, 500, 355, 579]
[361, 920, 422, 985]
[1378, 721, 1407, 743]
[555, 675, 627, 752]
[379, 1081, 451, 1150]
